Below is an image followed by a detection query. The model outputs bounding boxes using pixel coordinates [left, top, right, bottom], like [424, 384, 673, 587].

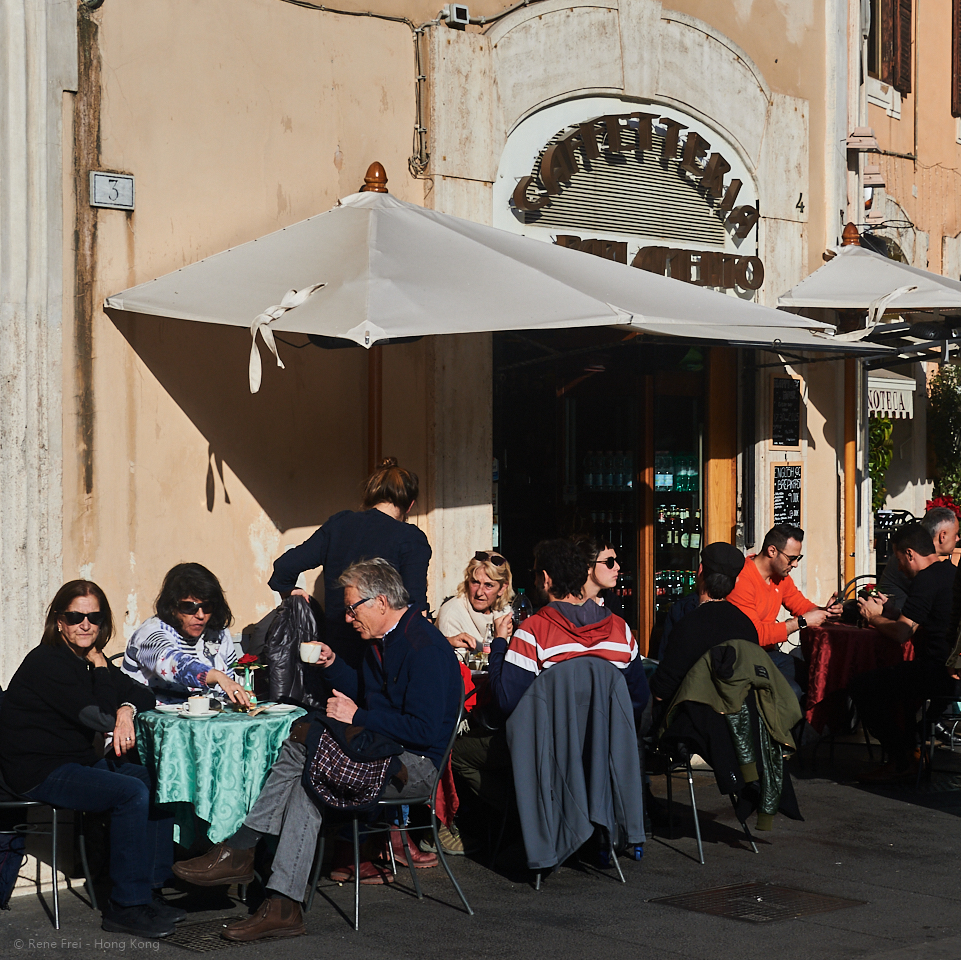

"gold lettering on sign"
[511, 112, 758, 240]
[629, 244, 765, 291]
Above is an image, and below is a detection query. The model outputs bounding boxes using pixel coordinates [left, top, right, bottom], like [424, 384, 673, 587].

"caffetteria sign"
[494, 99, 764, 293]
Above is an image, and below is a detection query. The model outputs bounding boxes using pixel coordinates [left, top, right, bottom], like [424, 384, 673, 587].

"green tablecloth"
[137, 707, 305, 845]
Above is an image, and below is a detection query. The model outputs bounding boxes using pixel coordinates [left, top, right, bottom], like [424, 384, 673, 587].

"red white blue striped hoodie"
[487, 599, 649, 722]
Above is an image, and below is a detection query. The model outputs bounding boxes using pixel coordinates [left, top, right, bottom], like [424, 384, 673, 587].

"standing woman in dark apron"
[268, 458, 430, 667]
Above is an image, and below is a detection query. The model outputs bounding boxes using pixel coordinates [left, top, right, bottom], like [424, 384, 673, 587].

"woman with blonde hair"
[437, 551, 515, 659]
[268, 457, 431, 663]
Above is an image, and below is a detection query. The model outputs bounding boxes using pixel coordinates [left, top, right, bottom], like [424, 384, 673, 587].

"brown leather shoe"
[222, 897, 305, 942]
[172, 843, 255, 886]
[388, 827, 438, 868]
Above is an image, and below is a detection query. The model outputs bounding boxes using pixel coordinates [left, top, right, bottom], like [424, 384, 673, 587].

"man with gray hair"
[172, 558, 461, 942]
[878, 507, 959, 612]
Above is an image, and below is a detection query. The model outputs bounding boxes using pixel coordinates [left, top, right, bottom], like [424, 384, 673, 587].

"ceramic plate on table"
[264, 703, 299, 714]
[154, 703, 183, 714]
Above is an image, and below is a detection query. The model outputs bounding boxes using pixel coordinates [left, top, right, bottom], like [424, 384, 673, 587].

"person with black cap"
[650, 542, 758, 706]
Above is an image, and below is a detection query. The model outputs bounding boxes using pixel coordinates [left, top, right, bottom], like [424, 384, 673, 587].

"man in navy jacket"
[173, 559, 460, 942]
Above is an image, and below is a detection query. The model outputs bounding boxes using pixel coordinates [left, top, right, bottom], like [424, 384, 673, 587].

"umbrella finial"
[361, 162, 388, 193]
[841, 222, 861, 246]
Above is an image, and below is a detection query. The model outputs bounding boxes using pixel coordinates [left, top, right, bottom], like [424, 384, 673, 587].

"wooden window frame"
[880, 0, 912, 96]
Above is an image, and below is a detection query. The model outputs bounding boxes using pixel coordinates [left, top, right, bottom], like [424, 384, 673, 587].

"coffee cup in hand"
[300, 642, 323, 664]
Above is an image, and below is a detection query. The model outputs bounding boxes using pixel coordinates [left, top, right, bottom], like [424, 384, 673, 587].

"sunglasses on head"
[177, 600, 215, 616]
[594, 556, 618, 569]
[475, 551, 507, 567]
[60, 610, 106, 627]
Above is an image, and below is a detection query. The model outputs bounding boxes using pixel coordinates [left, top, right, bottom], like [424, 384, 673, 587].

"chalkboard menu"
[772, 377, 801, 447]
[772, 462, 802, 527]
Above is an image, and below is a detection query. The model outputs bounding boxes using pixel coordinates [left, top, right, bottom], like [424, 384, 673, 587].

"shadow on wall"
[109, 310, 369, 532]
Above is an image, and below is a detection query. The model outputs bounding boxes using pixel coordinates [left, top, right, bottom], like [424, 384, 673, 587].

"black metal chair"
[305, 690, 473, 930]
[0, 770, 97, 929]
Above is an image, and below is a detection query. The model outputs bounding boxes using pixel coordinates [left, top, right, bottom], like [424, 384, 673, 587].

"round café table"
[137, 706, 305, 845]
[800, 622, 914, 734]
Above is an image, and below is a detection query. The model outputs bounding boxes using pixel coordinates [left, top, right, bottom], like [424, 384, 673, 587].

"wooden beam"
[368, 345, 383, 473]
[844, 357, 857, 586]
[706, 348, 738, 544]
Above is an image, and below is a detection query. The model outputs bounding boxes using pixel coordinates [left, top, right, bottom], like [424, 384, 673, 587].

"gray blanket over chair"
[506, 658, 645, 871]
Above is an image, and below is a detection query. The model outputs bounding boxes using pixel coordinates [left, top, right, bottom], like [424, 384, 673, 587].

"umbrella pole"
[368, 344, 383, 472]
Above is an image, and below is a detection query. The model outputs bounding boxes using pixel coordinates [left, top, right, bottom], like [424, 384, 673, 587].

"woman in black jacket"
[268, 457, 431, 666]
[0, 580, 179, 940]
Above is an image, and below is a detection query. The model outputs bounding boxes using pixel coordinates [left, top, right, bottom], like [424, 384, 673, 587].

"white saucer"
[264, 704, 298, 714]
[154, 703, 182, 714]
[178, 708, 218, 719]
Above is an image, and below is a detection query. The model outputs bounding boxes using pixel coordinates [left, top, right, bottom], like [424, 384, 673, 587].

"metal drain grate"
[650, 882, 865, 923]
[165, 917, 246, 952]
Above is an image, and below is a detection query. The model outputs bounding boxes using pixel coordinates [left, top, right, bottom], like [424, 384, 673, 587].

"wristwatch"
[796, 615, 807, 629]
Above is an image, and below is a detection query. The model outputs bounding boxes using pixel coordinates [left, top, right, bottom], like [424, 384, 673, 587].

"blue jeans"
[26, 759, 174, 906]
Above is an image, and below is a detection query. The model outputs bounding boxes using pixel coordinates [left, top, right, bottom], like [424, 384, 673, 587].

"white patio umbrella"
[778, 243, 961, 321]
[105, 190, 883, 392]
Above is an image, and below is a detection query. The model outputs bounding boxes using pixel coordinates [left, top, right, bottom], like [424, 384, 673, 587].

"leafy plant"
[869, 416, 893, 511]
[928, 366, 961, 500]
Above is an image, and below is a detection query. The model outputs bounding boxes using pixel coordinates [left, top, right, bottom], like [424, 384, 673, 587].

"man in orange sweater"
[727, 523, 841, 699]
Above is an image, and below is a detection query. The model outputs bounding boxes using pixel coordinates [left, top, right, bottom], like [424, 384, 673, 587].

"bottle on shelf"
[690, 509, 702, 551]
[624, 451, 633, 490]
[614, 451, 625, 490]
[679, 507, 690, 548]
[583, 451, 594, 490]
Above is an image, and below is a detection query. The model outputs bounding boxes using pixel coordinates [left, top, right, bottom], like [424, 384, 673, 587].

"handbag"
[300, 712, 404, 814]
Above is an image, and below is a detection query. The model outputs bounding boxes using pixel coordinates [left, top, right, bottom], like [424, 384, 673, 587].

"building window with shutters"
[867, 0, 912, 94]
[883, 0, 912, 94]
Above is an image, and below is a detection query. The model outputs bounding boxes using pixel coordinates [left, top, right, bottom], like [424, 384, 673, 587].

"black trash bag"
[262, 596, 329, 710]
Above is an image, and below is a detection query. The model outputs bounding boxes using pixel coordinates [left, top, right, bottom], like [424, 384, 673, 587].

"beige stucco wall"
[35, 0, 845, 674]
[65, 0, 436, 655]
[426, 0, 842, 601]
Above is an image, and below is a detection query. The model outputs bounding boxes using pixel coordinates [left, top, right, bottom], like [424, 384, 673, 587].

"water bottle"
[512, 588, 533, 628]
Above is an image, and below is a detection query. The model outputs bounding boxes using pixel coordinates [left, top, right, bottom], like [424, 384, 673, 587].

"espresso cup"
[187, 695, 209, 715]
[299, 642, 322, 664]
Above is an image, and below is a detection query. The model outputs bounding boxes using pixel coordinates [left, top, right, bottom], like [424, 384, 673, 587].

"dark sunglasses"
[61, 610, 106, 626]
[177, 600, 215, 616]
[475, 551, 507, 567]
[594, 556, 618, 569]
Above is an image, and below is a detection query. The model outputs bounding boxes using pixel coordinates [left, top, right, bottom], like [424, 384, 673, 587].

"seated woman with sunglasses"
[0, 580, 180, 939]
[437, 551, 515, 660]
[123, 562, 249, 706]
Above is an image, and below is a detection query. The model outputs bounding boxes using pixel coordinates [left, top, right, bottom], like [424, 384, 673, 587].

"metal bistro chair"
[0, 770, 98, 929]
[305, 689, 473, 930]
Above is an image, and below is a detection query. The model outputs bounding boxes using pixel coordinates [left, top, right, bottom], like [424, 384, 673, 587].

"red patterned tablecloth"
[800, 622, 914, 733]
